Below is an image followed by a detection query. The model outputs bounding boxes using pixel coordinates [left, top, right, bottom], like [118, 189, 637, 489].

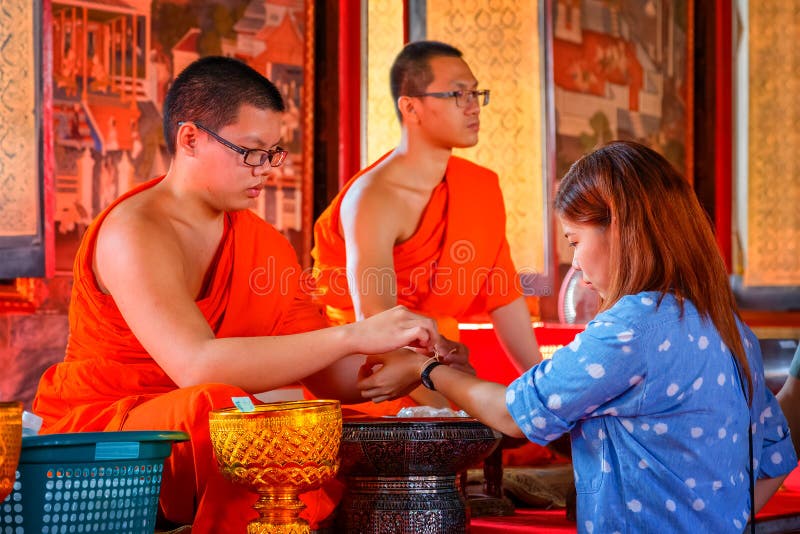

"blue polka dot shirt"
[506, 292, 797, 533]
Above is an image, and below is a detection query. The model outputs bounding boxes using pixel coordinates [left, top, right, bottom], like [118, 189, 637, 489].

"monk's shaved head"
[163, 56, 285, 155]
[390, 40, 462, 122]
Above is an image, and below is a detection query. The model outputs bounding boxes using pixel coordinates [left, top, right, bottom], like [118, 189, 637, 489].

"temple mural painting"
[51, 0, 310, 271]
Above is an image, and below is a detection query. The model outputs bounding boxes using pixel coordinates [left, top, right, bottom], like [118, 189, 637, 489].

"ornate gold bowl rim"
[209, 399, 341, 421]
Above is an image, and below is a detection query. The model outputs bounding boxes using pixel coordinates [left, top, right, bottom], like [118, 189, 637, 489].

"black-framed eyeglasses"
[178, 121, 287, 167]
[407, 89, 490, 108]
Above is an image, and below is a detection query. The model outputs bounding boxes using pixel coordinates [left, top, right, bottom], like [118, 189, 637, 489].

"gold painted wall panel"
[0, 0, 39, 237]
[746, 2, 800, 286]
[427, 1, 544, 274]
[366, 2, 404, 165]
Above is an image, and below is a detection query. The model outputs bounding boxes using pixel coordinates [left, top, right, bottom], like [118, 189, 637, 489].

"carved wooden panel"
[745, 2, 800, 286]
[0, 0, 39, 238]
[0, 0, 48, 280]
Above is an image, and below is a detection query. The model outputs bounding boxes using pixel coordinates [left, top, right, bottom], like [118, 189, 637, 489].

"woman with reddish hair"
[359, 140, 797, 533]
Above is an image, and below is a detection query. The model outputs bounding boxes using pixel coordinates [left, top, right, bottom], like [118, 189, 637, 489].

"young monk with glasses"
[312, 40, 543, 414]
[33, 56, 456, 532]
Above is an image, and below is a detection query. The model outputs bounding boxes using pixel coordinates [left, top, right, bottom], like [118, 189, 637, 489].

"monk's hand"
[358, 351, 427, 403]
[353, 305, 441, 355]
[434, 338, 475, 376]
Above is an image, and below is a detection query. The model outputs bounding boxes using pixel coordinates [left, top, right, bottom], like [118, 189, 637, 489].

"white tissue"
[22, 411, 43, 437]
[396, 406, 469, 418]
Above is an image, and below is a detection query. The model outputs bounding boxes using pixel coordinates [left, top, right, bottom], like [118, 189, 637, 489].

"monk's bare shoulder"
[341, 165, 406, 232]
[94, 188, 183, 294]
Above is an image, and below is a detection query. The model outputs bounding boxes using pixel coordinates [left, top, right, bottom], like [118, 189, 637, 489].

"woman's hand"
[357, 335, 474, 402]
[357, 350, 429, 403]
[349, 305, 441, 355]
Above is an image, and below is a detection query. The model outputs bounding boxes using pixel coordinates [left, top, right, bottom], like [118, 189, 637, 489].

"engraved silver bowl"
[335, 416, 501, 533]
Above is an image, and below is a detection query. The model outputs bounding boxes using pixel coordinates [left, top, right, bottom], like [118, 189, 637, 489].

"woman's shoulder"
[593, 291, 683, 327]
[582, 293, 707, 351]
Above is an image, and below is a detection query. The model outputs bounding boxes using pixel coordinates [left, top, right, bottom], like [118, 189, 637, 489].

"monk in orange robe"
[312, 41, 542, 415]
[33, 57, 450, 533]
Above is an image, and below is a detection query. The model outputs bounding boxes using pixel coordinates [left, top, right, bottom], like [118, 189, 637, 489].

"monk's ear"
[176, 122, 197, 156]
[397, 96, 418, 124]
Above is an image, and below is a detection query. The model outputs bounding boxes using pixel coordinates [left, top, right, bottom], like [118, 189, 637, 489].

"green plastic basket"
[0, 430, 188, 534]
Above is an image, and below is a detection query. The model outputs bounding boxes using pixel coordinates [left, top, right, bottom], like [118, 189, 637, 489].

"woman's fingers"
[358, 350, 425, 401]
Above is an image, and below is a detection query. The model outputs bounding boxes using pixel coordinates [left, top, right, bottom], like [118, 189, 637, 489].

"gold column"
[427, 2, 545, 275]
[365, 1, 404, 165]
[745, 2, 800, 286]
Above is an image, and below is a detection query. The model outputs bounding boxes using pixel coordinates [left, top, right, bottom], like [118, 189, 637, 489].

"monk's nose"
[572, 256, 581, 271]
[254, 162, 273, 178]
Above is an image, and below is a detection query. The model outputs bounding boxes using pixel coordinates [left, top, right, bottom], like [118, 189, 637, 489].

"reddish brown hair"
[554, 141, 751, 400]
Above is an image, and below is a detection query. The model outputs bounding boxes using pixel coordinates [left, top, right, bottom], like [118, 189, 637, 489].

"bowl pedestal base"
[336, 475, 468, 533]
[247, 489, 310, 534]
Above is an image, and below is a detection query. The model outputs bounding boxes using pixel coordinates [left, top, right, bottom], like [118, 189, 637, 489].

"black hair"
[163, 56, 285, 155]
[389, 40, 462, 122]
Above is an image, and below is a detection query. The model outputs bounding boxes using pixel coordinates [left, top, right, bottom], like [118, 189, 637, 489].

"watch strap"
[420, 361, 442, 391]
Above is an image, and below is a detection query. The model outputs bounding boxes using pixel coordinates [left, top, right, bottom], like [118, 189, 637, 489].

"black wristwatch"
[420, 361, 442, 391]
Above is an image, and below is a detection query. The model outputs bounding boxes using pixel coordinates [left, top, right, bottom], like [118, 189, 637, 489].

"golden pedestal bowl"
[209, 400, 342, 534]
[0, 401, 23, 503]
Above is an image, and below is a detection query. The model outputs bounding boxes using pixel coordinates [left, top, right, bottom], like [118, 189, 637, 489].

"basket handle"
[95, 442, 140, 461]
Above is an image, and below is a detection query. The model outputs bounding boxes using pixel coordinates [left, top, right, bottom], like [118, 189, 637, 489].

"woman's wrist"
[420, 356, 443, 391]
[417, 354, 439, 375]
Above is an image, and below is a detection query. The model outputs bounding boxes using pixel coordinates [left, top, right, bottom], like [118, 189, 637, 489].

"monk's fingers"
[418, 316, 440, 344]
[359, 384, 391, 401]
[357, 363, 385, 391]
[405, 325, 438, 350]
[404, 339, 429, 351]
[357, 363, 374, 381]
[392, 306, 439, 347]
[435, 338, 468, 363]
[358, 361, 386, 386]
[441, 349, 469, 366]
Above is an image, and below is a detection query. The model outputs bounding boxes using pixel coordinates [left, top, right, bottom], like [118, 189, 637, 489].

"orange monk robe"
[311, 153, 522, 415]
[33, 177, 339, 533]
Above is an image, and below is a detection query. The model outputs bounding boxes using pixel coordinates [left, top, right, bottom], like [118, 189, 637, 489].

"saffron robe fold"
[311, 153, 522, 415]
[33, 177, 335, 532]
